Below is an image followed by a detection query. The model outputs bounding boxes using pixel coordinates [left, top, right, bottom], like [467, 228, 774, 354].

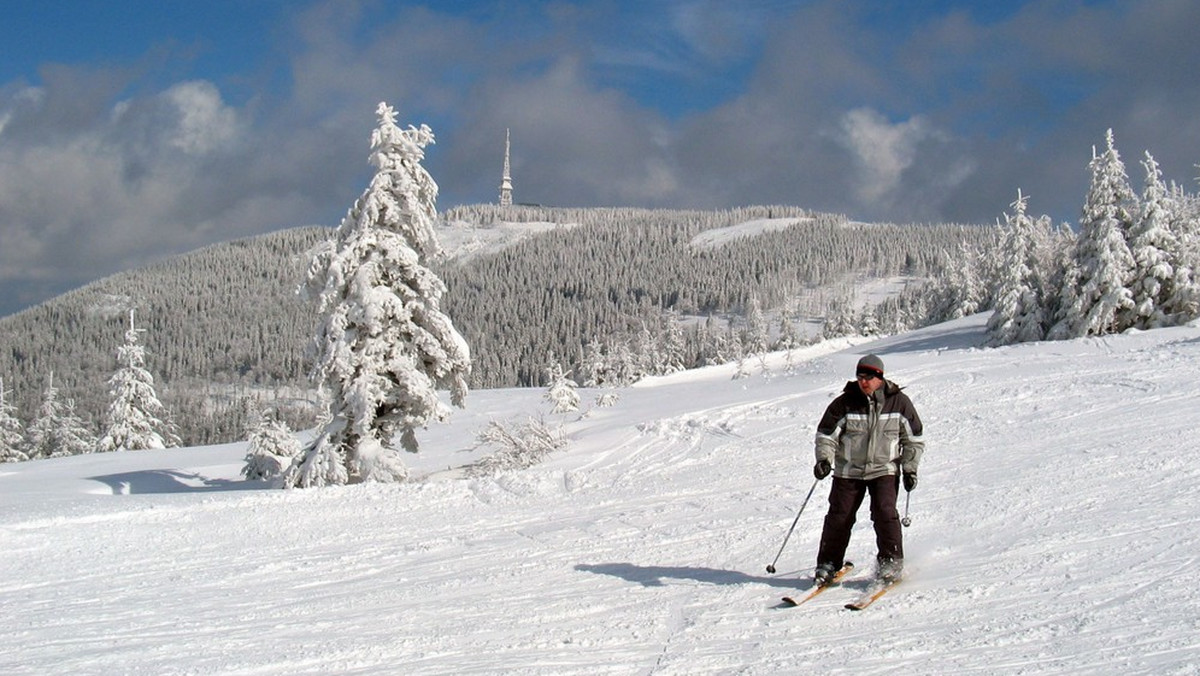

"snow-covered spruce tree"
[579, 341, 607, 388]
[821, 296, 858, 339]
[858, 305, 881, 337]
[98, 310, 179, 452]
[1051, 129, 1138, 338]
[987, 191, 1051, 346]
[1126, 152, 1185, 329]
[929, 242, 984, 322]
[659, 320, 688, 375]
[775, 313, 802, 351]
[742, 296, 769, 355]
[285, 102, 471, 488]
[0, 377, 27, 463]
[1163, 190, 1200, 322]
[241, 410, 301, 481]
[27, 373, 96, 459]
[543, 359, 580, 414]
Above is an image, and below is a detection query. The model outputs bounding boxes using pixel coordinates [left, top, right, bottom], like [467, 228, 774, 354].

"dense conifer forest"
[0, 205, 986, 446]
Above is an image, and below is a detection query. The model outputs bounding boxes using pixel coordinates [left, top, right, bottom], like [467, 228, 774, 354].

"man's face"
[856, 370, 883, 396]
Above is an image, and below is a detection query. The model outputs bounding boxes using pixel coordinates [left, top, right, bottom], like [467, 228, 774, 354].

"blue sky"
[2, 0, 1199, 317]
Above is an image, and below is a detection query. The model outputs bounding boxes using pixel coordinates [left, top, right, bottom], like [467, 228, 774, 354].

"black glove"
[813, 459, 832, 480]
[903, 472, 917, 492]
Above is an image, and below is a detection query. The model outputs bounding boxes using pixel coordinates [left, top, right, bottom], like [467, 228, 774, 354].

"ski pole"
[766, 477, 820, 574]
[901, 490, 912, 528]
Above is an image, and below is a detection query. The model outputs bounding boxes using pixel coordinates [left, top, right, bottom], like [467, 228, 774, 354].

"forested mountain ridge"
[0, 205, 985, 445]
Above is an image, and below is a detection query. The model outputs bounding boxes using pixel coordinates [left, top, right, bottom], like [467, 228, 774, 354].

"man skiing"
[812, 354, 924, 585]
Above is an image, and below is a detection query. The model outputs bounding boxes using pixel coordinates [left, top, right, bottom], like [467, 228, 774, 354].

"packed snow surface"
[4, 314, 1200, 674]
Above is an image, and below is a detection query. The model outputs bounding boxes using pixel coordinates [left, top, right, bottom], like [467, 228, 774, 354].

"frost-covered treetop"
[363, 101, 440, 262]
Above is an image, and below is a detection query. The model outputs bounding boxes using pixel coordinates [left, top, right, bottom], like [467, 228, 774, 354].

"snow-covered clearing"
[438, 220, 577, 262]
[3, 314, 1200, 674]
[689, 217, 812, 250]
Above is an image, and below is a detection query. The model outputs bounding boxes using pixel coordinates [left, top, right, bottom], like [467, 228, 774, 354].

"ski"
[780, 562, 854, 607]
[844, 577, 900, 611]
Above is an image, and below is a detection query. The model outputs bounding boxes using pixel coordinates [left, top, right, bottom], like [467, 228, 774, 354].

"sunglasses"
[856, 371, 881, 381]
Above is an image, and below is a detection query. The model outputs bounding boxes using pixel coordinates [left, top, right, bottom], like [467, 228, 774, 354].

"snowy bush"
[241, 411, 301, 481]
[543, 361, 580, 414]
[467, 416, 567, 477]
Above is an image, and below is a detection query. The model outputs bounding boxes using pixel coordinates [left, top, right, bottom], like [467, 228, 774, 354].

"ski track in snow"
[3, 315, 1200, 674]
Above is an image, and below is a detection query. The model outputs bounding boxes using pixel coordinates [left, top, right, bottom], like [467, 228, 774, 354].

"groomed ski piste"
[3, 314, 1200, 674]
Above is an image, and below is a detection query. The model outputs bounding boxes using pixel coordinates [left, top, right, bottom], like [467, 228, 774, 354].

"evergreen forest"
[0, 205, 986, 446]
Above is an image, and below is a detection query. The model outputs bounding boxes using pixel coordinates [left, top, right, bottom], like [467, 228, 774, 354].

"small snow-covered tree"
[988, 190, 1050, 345]
[543, 358, 580, 414]
[27, 373, 96, 459]
[580, 341, 607, 388]
[858, 305, 881, 336]
[822, 297, 858, 339]
[776, 313, 802, 351]
[930, 242, 984, 321]
[0, 377, 27, 463]
[242, 410, 301, 481]
[659, 320, 687, 374]
[98, 310, 179, 452]
[286, 102, 471, 488]
[742, 296, 769, 355]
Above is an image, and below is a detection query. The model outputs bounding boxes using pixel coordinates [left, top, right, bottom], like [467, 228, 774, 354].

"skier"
[812, 354, 924, 585]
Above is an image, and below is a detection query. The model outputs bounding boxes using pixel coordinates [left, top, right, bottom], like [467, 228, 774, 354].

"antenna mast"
[499, 128, 513, 207]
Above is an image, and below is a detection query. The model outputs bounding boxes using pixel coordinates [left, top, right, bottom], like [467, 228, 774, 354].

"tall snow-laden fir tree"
[98, 310, 179, 452]
[987, 191, 1051, 345]
[1052, 129, 1138, 338]
[242, 410, 301, 481]
[285, 102, 471, 488]
[1126, 152, 1186, 329]
[1163, 196, 1200, 322]
[0, 377, 27, 463]
[27, 373, 96, 459]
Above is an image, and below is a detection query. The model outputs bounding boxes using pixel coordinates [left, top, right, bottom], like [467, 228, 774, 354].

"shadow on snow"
[575, 562, 815, 590]
[87, 470, 269, 495]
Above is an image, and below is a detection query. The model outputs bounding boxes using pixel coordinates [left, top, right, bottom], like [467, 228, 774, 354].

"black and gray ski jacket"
[814, 380, 924, 481]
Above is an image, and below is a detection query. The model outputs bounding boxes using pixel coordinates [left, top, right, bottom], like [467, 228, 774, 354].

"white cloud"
[838, 107, 931, 205]
[163, 81, 241, 155]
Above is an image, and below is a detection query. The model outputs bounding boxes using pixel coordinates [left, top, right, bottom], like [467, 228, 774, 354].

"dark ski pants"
[817, 475, 903, 567]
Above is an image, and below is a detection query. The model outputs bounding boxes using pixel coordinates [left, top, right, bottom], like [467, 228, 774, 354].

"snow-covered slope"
[3, 315, 1200, 674]
[437, 219, 578, 262]
[689, 217, 811, 250]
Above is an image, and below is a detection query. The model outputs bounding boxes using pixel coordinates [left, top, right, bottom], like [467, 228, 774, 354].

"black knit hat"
[856, 354, 885, 376]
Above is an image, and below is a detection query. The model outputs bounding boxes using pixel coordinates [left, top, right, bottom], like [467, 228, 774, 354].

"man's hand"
[813, 459, 832, 480]
[903, 472, 917, 492]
